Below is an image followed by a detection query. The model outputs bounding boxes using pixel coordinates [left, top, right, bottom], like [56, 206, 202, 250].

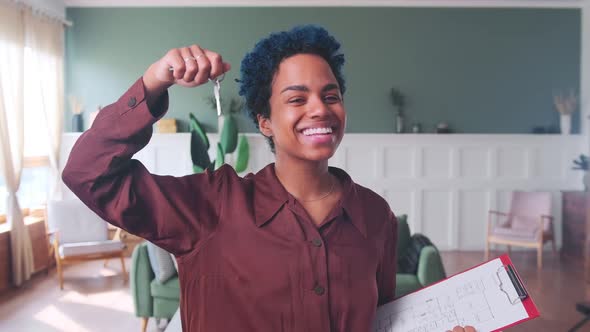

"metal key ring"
[208, 72, 225, 83]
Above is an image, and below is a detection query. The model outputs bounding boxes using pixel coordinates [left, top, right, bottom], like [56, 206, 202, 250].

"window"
[0, 45, 53, 221]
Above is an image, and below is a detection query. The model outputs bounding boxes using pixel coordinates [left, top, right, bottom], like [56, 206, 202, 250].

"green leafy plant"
[572, 154, 589, 171]
[390, 87, 406, 114]
[189, 98, 250, 173]
[204, 96, 244, 115]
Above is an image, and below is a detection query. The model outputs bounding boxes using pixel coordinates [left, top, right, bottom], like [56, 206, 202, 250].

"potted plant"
[572, 154, 589, 191]
[390, 87, 406, 133]
[190, 96, 250, 174]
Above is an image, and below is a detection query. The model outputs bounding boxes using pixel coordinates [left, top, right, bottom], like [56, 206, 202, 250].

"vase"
[560, 114, 571, 134]
[72, 114, 83, 132]
[395, 113, 404, 133]
[584, 172, 590, 192]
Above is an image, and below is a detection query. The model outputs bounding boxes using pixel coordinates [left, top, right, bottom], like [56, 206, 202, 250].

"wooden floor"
[0, 251, 587, 332]
[0, 258, 166, 332]
[440, 251, 589, 332]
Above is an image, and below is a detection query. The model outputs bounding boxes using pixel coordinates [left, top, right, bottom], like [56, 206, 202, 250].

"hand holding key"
[142, 44, 231, 106]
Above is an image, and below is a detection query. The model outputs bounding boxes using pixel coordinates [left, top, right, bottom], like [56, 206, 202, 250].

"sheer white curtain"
[0, 1, 65, 286]
[24, 9, 64, 199]
[0, 1, 31, 286]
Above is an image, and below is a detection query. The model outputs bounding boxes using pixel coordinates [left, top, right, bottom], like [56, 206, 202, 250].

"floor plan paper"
[372, 256, 538, 332]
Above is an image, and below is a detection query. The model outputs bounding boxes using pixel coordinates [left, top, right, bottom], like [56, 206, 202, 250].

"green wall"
[65, 7, 581, 134]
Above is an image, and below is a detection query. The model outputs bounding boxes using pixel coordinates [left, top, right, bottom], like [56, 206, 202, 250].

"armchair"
[485, 191, 556, 269]
[131, 242, 180, 332]
[46, 199, 127, 289]
[395, 215, 446, 298]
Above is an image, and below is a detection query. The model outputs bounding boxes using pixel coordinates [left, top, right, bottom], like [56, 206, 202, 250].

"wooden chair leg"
[140, 317, 148, 332]
[484, 240, 490, 261]
[507, 245, 511, 255]
[552, 239, 557, 255]
[537, 246, 543, 269]
[120, 254, 128, 282]
[56, 257, 64, 290]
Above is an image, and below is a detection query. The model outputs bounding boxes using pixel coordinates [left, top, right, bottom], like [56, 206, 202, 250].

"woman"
[62, 25, 473, 332]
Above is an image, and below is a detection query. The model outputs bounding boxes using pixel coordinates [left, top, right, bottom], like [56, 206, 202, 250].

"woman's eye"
[324, 95, 341, 103]
[288, 98, 305, 104]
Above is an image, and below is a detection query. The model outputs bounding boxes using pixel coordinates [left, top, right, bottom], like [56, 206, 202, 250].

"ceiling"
[63, 0, 585, 8]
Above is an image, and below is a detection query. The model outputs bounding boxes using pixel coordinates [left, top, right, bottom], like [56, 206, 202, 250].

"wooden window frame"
[0, 155, 50, 225]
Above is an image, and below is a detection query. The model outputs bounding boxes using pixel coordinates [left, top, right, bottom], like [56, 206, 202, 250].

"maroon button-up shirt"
[62, 78, 398, 332]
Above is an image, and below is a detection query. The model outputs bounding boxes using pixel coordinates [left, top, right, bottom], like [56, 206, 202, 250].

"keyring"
[208, 72, 225, 83]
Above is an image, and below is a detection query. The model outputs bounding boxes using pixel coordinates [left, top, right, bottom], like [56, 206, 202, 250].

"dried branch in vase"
[553, 90, 577, 115]
[69, 95, 84, 115]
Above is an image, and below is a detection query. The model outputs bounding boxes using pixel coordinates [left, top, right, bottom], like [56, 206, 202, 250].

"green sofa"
[395, 214, 446, 298]
[131, 242, 180, 332]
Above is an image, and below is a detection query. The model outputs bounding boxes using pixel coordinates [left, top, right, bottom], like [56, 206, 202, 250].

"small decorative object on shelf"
[69, 95, 84, 132]
[436, 122, 452, 134]
[411, 123, 421, 133]
[553, 89, 577, 135]
[572, 154, 589, 191]
[156, 118, 178, 133]
[390, 87, 406, 133]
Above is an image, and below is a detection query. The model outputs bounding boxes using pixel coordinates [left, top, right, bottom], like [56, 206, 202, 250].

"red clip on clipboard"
[494, 254, 539, 331]
[372, 254, 539, 332]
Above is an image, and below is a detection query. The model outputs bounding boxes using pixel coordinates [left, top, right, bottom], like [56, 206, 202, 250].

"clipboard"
[372, 254, 539, 332]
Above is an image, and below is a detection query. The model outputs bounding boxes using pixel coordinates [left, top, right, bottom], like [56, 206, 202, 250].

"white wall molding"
[60, 133, 585, 251]
[63, 0, 585, 8]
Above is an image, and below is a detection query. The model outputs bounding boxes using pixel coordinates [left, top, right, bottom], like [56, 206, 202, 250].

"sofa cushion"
[59, 240, 124, 257]
[147, 242, 177, 283]
[151, 276, 180, 301]
[395, 273, 422, 298]
[398, 234, 435, 274]
[396, 214, 410, 262]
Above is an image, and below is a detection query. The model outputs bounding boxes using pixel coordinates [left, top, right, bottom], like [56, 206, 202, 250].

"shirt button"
[311, 238, 323, 247]
[313, 285, 325, 296]
[127, 97, 137, 107]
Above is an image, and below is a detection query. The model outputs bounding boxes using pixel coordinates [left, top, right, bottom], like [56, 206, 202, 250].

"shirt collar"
[331, 167, 368, 238]
[252, 164, 289, 228]
[252, 164, 368, 238]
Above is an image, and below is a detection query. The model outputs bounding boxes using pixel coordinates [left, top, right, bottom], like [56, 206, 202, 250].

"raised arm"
[62, 45, 231, 256]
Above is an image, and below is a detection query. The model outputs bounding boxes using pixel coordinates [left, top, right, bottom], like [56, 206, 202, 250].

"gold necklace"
[298, 176, 336, 203]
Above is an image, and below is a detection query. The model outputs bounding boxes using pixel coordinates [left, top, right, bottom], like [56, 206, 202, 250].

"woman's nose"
[307, 96, 330, 118]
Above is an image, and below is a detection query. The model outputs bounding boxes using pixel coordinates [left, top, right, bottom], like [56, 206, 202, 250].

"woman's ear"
[257, 114, 273, 138]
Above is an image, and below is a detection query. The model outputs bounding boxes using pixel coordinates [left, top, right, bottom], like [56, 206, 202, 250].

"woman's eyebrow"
[280, 83, 339, 94]
[281, 85, 308, 94]
[322, 83, 339, 92]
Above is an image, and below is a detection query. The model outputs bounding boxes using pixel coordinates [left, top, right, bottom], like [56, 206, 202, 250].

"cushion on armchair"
[147, 242, 177, 283]
[151, 277, 180, 300]
[398, 234, 435, 274]
[395, 214, 446, 298]
[396, 214, 411, 261]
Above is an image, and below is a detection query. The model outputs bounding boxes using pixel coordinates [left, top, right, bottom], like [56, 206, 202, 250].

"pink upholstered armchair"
[485, 191, 556, 269]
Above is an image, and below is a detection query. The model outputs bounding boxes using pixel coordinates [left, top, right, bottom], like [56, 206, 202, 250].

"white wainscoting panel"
[61, 133, 585, 250]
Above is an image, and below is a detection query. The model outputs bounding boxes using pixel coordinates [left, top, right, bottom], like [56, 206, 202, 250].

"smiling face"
[258, 53, 346, 163]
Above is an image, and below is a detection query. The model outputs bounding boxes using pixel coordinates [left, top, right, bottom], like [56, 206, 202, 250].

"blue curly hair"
[238, 25, 346, 151]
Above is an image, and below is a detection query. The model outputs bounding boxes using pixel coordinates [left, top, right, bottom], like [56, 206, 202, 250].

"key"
[168, 65, 225, 116]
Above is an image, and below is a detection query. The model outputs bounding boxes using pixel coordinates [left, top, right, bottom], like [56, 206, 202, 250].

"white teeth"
[302, 127, 333, 136]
